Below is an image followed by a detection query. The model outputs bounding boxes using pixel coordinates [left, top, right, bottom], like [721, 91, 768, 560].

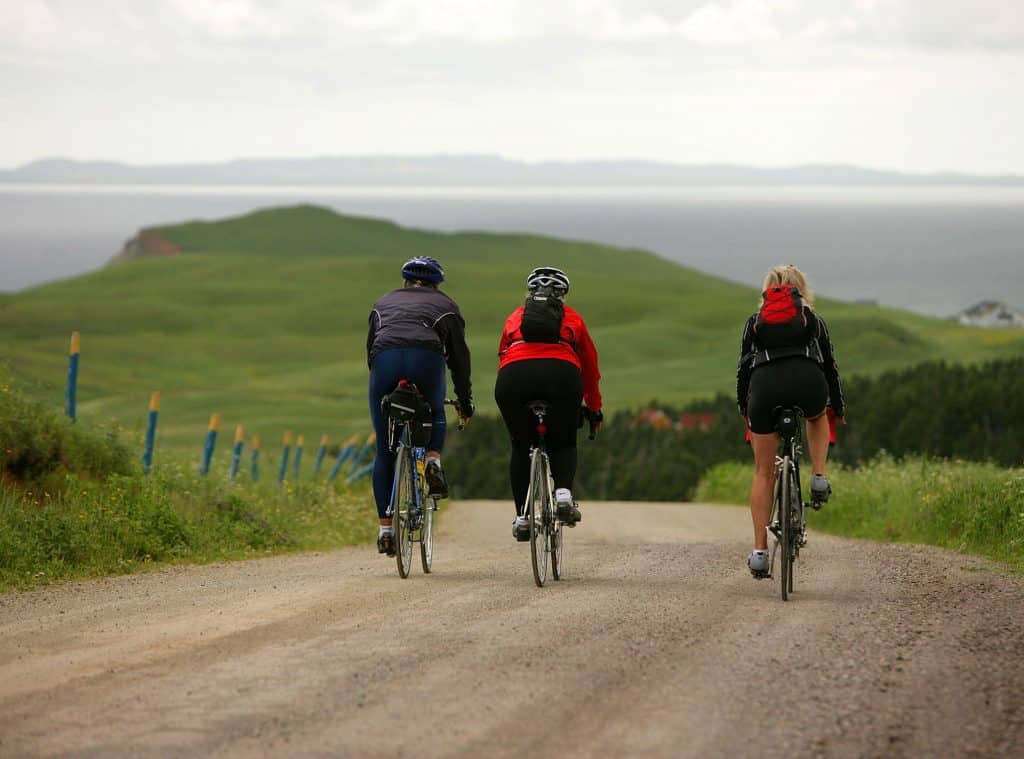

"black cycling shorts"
[746, 357, 828, 434]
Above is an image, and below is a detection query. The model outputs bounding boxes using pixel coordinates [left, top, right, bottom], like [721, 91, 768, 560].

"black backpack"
[520, 292, 565, 343]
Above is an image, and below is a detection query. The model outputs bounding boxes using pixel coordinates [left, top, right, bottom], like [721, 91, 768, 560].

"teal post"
[346, 461, 374, 484]
[250, 435, 261, 481]
[229, 425, 245, 481]
[65, 332, 80, 422]
[200, 413, 221, 476]
[313, 434, 328, 477]
[142, 391, 160, 474]
[328, 434, 361, 482]
[293, 435, 304, 480]
[278, 431, 292, 484]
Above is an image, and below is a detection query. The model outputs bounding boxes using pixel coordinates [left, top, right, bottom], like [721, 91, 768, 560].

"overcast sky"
[2, 0, 1022, 173]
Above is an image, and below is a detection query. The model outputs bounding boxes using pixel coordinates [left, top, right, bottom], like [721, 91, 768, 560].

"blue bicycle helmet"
[401, 256, 445, 284]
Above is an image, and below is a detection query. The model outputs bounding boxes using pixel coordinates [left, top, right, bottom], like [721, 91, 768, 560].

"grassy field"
[3, 204, 1023, 465]
[695, 458, 1024, 570]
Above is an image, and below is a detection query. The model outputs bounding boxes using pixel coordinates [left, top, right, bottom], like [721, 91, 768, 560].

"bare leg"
[749, 432, 780, 550]
[379, 518, 392, 528]
[805, 413, 830, 474]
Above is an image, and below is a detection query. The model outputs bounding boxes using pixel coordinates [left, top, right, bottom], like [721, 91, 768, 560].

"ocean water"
[1, 184, 1022, 316]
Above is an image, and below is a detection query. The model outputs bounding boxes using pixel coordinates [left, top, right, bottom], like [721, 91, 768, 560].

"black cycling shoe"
[556, 501, 581, 525]
[425, 461, 449, 499]
[377, 532, 396, 556]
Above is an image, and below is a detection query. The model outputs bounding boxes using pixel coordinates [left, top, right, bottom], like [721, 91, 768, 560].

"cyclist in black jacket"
[367, 257, 473, 555]
[736, 265, 846, 577]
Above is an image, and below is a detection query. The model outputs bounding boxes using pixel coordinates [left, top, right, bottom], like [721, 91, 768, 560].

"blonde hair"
[761, 265, 813, 307]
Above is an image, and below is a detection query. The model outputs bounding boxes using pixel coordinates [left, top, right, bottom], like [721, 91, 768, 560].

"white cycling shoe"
[747, 549, 770, 578]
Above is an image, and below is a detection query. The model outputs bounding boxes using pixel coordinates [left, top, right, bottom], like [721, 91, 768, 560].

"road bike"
[525, 402, 598, 588]
[383, 381, 461, 578]
[767, 406, 819, 601]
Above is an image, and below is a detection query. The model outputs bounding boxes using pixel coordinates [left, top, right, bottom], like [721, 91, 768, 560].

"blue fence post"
[313, 434, 328, 477]
[142, 391, 160, 474]
[65, 331, 80, 422]
[250, 434, 261, 481]
[278, 431, 292, 485]
[346, 461, 375, 484]
[293, 435, 304, 480]
[328, 433, 361, 482]
[199, 412, 221, 476]
[350, 433, 376, 469]
[229, 424, 245, 481]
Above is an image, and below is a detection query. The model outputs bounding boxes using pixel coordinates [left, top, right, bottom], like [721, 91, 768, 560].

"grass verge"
[694, 456, 1024, 570]
[0, 377, 376, 591]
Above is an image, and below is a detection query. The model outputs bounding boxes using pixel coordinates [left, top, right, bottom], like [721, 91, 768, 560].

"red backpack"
[754, 285, 808, 348]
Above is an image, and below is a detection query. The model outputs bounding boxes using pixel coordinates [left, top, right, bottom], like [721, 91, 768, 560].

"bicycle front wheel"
[420, 497, 435, 574]
[528, 452, 550, 587]
[779, 455, 791, 602]
[393, 447, 416, 579]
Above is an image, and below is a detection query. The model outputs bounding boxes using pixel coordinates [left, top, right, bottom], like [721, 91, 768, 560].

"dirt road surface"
[1, 501, 1021, 758]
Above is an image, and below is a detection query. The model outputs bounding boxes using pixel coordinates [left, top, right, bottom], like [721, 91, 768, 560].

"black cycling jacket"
[367, 285, 473, 407]
[736, 307, 845, 418]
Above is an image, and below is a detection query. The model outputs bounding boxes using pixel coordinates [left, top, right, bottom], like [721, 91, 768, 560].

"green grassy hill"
[3, 204, 1022, 460]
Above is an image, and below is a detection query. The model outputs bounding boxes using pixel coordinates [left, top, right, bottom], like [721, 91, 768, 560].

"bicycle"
[382, 381, 461, 579]
[525, 402, 598, 588]
[766, 406, 819, 601]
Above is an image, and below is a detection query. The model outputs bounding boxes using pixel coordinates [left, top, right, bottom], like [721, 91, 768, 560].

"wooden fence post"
[278, 431, 293, 484]
[200, 413, 221, 475]
[229, 424, 245, 480]
[65, 332, 80, 422]
[142, 391, 160, 474]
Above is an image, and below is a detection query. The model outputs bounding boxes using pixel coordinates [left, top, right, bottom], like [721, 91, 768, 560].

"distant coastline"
[2, 155, 1022, 187]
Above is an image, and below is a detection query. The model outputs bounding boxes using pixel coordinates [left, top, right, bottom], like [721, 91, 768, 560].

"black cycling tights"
[494, 359, 584, 515]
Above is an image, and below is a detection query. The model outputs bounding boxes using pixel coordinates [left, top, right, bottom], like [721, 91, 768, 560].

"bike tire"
[528, 452, 549, 588]
[420, 496, 435, 574]
[551, 518, 563, 581]
[788, 465, 800, 595]
[393, 448, 415, 579]
[780, 455, 791, 601]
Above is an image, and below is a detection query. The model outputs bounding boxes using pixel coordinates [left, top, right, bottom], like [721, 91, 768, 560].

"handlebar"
[444, 398, 466, 431]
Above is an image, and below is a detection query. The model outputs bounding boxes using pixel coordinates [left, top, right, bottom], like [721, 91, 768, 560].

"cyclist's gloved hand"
[457, 399, 475, 419]
[579, 406, 603, 429]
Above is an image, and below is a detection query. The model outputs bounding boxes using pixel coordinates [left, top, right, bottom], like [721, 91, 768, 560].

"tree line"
[443, 357, 1024, 502]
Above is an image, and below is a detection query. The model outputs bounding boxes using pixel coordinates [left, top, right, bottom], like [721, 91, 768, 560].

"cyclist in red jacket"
[495, 267, 603, 541]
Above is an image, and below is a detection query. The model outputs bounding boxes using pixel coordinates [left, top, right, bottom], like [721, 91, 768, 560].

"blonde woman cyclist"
[736, 265, 846, 578]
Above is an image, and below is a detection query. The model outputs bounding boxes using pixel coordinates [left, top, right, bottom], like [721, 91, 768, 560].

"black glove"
[457, 399, 475, 419]
[579, 406, 603, 427]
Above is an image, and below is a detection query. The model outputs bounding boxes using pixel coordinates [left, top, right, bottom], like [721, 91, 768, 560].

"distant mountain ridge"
[3, 155, 1022, 186]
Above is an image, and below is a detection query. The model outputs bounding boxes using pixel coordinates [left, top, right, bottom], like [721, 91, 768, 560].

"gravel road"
[1, 500, 1021, 758]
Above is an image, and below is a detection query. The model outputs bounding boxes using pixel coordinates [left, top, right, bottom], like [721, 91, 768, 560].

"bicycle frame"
[525, 403, 561, 587]
[768, 412, 807, 600]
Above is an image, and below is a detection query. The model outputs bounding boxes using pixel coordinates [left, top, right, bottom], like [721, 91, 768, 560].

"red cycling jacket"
[497, 304, 603, 412]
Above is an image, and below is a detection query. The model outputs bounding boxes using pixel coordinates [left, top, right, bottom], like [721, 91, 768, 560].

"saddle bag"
[381, 381, 433, 447]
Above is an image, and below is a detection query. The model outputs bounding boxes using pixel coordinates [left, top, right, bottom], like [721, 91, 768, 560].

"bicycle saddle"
[772, 406, 804, 436]
[526, 400, 550, 416]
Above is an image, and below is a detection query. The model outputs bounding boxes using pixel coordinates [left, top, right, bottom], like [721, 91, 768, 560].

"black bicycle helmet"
[401, 256, 445, 284]
[526, 266, 570, 295]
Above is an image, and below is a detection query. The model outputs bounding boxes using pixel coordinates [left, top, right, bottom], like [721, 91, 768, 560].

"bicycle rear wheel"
[528, 452, 550, 587]
[779, 455, 791, 601]
[393, 448, 416, 579]
[551, 518, 563, 581]
[420, 497, 435, 574]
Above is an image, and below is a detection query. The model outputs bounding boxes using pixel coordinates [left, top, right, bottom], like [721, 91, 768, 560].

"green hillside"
[3, 204, 1022, 460]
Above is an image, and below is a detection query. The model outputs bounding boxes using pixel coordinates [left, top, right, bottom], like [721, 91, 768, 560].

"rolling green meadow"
[3, 204, 1023, 466]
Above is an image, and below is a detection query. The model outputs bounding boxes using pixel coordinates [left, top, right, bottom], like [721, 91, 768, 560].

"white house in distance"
[956, 301, 1024, 328]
